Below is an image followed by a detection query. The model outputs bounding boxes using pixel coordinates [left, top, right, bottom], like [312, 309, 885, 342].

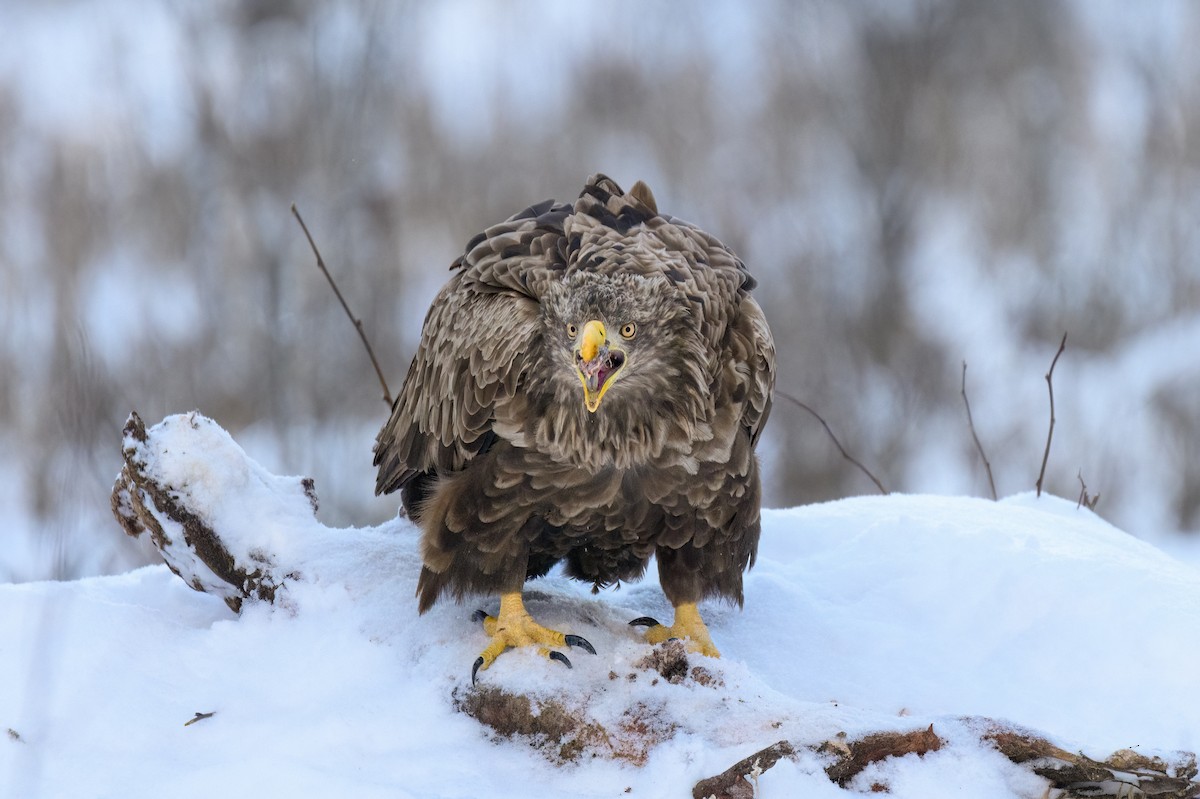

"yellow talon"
[471, 592, 595, 683]
[639, 602, 721, 658]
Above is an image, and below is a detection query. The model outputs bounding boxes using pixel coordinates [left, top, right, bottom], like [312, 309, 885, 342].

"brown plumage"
[373, 174, 775, 671]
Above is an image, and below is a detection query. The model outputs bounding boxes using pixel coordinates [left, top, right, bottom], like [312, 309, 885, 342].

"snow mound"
[4, 411, 1199, 798]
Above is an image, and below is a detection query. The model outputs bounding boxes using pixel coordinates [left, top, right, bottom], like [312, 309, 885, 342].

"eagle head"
[573, 318, 628, 412]
[542, 270, 701, 417]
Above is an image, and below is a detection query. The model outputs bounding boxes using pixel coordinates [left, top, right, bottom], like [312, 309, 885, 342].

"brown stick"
[961, 362, 998, 500]
[291, 204, 394, 407]
[1035, 333, 1067, 497]
[692, 740, 797, 799]
[183, 711, 215, 727]
[776, 390, 888, 495]
[823, 725, 943, 786]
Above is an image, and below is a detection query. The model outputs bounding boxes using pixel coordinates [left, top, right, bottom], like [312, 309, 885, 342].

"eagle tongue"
[581, 349, 610, 392]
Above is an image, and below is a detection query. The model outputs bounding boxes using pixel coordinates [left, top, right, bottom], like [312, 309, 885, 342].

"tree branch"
[1035, 333, 1067, 498]
[183, 711, 215, 727]
[291, 204, 394, 407]
[960, 361, 997, 500]
[776, 390, 888, 495]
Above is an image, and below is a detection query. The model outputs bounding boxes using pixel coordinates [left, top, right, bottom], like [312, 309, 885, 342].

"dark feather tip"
[564, 634, 596, 655]
[628, 616, 661, 628]
[548, 650, 572, 669]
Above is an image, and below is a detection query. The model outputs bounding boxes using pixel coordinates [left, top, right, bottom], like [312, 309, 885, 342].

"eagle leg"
[469, 592, 596, 684]
[628, 602, 720, 658]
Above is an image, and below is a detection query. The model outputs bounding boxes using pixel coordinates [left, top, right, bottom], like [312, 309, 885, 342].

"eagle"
[373, 174, 775, 682]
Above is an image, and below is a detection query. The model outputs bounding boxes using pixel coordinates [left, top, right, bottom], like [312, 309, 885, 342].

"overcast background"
[2, 0, 1198, 581]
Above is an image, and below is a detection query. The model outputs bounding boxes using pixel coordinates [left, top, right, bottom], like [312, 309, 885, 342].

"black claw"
[628, 616, 662, 628]
[564, 634, 597, 655]
[548, 650, 573, 669]
[471, 656, 485, 686]
[471, 609, 489, 624]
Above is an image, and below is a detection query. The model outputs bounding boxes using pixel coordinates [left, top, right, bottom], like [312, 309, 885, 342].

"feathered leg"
[632, 476, 761, 658]
[412, 466, 598, 683]
[629, 543, 727, 657]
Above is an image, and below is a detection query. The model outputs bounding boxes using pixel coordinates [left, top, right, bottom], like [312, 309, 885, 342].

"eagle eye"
[619, 322, 636, 340]
[566, 323, 578, 338]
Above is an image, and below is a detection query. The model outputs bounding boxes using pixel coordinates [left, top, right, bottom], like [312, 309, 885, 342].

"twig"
[692, 740, 796, 799]
[1035, 333, 1067, 498]
[961, 362, 997, 500]
[183, 711, 215, 727]
[291, 204, 394, 407]
[775, 390, 888, 495]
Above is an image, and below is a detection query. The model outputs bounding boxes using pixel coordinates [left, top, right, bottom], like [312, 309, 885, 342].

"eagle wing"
[373, 199, 571, 495]
[677, 220, 774, 449]
[735, 294, 775, 447]
[623, 204, 775, 453]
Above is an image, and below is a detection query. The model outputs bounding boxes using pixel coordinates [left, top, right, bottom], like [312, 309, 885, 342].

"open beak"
[574, 320, 626, 413]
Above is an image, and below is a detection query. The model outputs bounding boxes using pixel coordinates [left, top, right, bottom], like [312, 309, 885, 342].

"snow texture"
[4, 413, 1198, 798]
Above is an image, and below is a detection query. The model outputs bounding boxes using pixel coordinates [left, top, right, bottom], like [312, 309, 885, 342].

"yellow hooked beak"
[579, 320, 606, 362]
[574, 320, 626, 413]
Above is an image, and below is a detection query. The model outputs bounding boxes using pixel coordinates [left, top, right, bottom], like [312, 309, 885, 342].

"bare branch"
[291, 204, 394, 407]
[960, 361, 997, 500]
[776, 390, 888, 495]
[183, 711, 215, 727]
[692, 740, 797, 799]
[1035, 333, 1067, 498]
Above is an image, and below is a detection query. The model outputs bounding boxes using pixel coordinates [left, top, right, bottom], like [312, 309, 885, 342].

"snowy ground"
[3, 413, 1198, 798]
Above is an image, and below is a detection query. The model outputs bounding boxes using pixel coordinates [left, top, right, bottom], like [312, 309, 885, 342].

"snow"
[4, 413, 1199, 798]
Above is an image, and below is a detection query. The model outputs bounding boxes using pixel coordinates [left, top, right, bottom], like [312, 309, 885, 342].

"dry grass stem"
[291, 203, 394, 407]
[961, 361, 998, 500]
[1035, 333, 1068, 497]
[776, 390, 888, 495]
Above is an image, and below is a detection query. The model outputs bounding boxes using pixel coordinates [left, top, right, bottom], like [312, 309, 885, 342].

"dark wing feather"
[735, 295, 775, 446]
[373, 201, 570, 496]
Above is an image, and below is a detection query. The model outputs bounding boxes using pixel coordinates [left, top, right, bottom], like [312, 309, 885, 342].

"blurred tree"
[1, 0, 1197, 580]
